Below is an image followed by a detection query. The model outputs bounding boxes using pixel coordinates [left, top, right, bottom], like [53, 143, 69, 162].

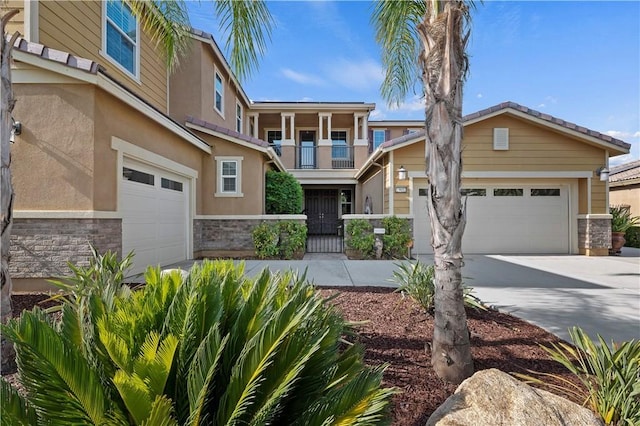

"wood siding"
[1, 1, 24, 36]
[38, 1, 168, 112]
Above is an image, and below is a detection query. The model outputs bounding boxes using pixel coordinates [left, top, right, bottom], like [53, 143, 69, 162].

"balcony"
[295, 145, 354, 169]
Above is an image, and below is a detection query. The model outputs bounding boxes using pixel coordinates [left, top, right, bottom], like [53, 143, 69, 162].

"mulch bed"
[5, 289, 581, 425]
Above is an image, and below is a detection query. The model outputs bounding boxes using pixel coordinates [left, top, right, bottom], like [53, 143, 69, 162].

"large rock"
[426, 368, 603, 426]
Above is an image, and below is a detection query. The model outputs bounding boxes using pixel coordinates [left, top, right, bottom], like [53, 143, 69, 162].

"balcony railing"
[294, 145, 354, 169]
[331, 145, 354, 169]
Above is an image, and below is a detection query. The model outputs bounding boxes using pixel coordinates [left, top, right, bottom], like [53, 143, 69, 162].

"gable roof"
[185, 116, 284, 171]
[10, 35, 212, 154]
[609, 160, 640, 187]
[379, 101, 631, 153]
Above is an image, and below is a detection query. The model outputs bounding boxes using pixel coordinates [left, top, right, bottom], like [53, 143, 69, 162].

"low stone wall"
[342, 214, 414, 258]
[577, 214, 611, 256]
[9, 218, 122, 278]
[194, 215, 306, 258]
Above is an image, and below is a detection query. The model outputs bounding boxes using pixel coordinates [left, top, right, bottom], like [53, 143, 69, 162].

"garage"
[120, 158, 190, 275]
[413, 181, 570, 254]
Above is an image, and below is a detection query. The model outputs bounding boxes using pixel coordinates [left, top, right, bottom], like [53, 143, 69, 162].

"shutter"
[493, 128, 509, 150]
[385, 129, 391, 141]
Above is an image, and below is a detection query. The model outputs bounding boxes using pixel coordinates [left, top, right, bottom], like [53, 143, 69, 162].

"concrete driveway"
[166, 248, 640, 343]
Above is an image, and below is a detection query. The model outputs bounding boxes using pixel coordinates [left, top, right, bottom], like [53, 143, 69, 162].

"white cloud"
[324, 59, 384, 92]
[281, 68, 325, 86]
[389, 95, 425, 113]
[477, 93, 483, 99]
[369, 109, 386, 120]
[605, 130, 640, 140]
[538, 103, 546, 108]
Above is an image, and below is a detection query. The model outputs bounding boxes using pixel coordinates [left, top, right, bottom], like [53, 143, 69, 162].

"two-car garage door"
[121, 158, 190, 275]
[413, 181, 570, 254]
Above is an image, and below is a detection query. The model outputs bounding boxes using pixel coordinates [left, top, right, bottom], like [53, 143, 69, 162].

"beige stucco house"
[609, 160, 640, 217]
[3, 1, 631, 290]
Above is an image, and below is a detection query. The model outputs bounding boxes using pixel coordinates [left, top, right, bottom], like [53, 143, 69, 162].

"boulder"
[426, 368, 603, 426]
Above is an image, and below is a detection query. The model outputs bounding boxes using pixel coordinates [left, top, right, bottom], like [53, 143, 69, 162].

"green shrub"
[252, 222, 280, 258]
[390, 260, 487, 314]
[610, 205, 640, 233]
[624, 226, 640, 248]
[345, 219, 375, 258]
[265, 170, 303, 214]
[382, 216, 412, 259]
[252, 221, 307, 259]
[520, 327, 640, 426]
[1, 255, 396, 425]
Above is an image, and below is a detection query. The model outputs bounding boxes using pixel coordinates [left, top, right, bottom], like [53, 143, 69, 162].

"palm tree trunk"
[419, 0, 473, 384]
[1, 10, 19, 373]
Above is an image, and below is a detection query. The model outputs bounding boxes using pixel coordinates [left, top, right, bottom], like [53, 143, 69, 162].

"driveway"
[165, 248, 640, 343]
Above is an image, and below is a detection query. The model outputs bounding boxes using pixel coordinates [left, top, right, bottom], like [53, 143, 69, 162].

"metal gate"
[305, 189, 344, 253]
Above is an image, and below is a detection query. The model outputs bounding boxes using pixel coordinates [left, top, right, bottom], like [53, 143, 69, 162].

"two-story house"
[3, 1, 630, 291]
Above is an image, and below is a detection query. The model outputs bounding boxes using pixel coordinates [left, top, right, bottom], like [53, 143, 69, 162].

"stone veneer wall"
[9, 218, 122, 278]
[577, 216, 611, 256]
[194, 216, 307, 258]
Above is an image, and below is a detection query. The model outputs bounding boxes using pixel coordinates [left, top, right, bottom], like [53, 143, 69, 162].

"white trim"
[577, 214, 613, 219]
[111, 137, 198, 178]
[294, 178, 359, 185]
[14, 210, 121, 219]
[235, 100, 243, 133]
[195, 214, 307, 220]
[461, 171, 593, 179]
[215, 156, 243, 197]
[342, 214, 411, 220]
[605, 150, 610, 214]
[100, 0, 141, 83]
[388, 151, 395, 213]
[12, 68, 82, 84]
[250, 102, 376, 112]
[587, 177, 592, 214]
[24, 0, 39, 43]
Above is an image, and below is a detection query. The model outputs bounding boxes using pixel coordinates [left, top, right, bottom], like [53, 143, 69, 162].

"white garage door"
[121, 158, 189, 275]
[413, 183, 570, 254]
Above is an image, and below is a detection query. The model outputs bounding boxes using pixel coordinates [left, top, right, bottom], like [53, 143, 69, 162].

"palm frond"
[2, 309, 117, 424]
[1, 377, 39, 426]
[125, 0, 191, 72]
[213, 0, 273, 82]
[372, 0, 425, 107]
[140, 395, 179, 426]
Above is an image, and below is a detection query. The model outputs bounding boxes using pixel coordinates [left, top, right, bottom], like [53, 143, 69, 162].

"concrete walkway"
[165, 248, 640, 343]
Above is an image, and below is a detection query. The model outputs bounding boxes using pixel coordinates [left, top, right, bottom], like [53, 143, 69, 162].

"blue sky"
[187, 1, 640, 165]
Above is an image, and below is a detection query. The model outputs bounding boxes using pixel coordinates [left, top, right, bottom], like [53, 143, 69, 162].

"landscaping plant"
[345, 219, 376, 258]
[520, 327, 640, 426]
[390, 260, 487, 314]
[610, 205, 640, 234]
[1, 254, 395, 425]
[252, 221, 307, 259]
[381, 216, 412, 259]
[265, 170, 303, 214]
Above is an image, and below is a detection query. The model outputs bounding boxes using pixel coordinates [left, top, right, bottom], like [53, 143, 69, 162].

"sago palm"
[372, 0, 476, 384]
[2, 258, 396, 425]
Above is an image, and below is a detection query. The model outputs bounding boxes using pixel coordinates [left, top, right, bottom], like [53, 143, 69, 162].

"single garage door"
[413, 183, 570, 254]
[121, 158, 189, 275]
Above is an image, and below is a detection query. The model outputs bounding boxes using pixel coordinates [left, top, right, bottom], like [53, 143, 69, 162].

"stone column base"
[577, 214, 612, 256]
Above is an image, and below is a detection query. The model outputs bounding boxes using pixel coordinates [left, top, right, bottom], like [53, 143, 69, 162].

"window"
[331, 131, 348, 159]
[531, 188, 560, 196]
[340, 189, 353, 216]
[123, 167, 154, 185]
[161, 177, 183, 192]
[214, 72, 224, 114]
[373, 129, 386, 150]
[267, 130, 282, 156]
[215, 156, 242, 197]
[494, 188, 523, 196]
[236, 102, 243, 133]
[104, 0, 138, 77]
[461, 188, 487, 196]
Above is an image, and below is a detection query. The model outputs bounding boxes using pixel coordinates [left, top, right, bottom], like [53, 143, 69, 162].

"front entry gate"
[305, 189, 344, 253]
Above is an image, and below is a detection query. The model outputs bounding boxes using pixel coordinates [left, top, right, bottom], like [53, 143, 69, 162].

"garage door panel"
[121, 159, 189, 275]
[414, 183, 569, 254]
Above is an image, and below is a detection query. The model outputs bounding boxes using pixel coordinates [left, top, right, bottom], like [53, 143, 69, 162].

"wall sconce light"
[397, 165, 407, 180]
[10, 117, 21, 143]
[595, 166, 609, 182]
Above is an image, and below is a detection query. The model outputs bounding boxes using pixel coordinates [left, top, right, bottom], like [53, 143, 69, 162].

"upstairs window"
[104, 0, 138, 77]
[373, 129, 386, 150]
[215, 156, 243, 197]
[267, 130, 282, 156]
[215, 72, 224, 115]
[236, 102, 243, 133]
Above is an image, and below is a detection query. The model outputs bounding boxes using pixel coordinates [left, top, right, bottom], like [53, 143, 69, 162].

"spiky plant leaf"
[133, 332, 179, 397]
[113, 370, 151, 425]
[1, 377, 39, 426]
[140, 395, 179, 426]
[2, 309, 115, 424]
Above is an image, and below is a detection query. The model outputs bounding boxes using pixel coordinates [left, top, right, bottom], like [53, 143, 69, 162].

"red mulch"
[6, 290, 582, 425]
